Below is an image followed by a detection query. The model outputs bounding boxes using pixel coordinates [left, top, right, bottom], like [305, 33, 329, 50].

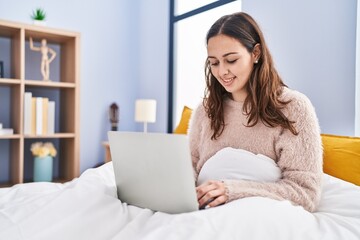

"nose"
[218, 63, 229, 76]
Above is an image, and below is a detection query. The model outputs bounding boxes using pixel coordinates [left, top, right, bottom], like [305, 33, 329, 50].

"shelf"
[0, 19, 80, 186]
[24, 133, 76, 139]
[20, 178, 69, 185]
[0, 182, 12, 188]
[0, 79, 75, 88]
[53, 178, 71, 184]
[0, 78, 21, 86]
[0, 22, 20, 37]
[0, 134, 21, 139]
[25, 28, 79, 44]
[25, 80, 76, 88]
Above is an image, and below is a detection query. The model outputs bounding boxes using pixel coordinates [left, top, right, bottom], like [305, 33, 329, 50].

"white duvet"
[1, 157, 360, 240]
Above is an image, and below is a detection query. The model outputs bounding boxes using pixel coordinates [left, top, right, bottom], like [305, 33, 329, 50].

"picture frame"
[0, 61, 3, 78]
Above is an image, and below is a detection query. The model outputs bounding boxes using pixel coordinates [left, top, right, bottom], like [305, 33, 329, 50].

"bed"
[0, 157, 360, 240]
[1, 108, 360, 239]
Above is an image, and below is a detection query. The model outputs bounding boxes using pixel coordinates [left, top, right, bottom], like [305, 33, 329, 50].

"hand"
[196, 180, 228, 209]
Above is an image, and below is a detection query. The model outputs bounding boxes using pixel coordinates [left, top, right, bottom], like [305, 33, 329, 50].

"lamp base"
[143, 122, 148, 133]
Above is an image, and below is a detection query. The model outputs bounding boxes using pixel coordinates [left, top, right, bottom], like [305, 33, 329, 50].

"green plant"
[31, 8, 46, 21]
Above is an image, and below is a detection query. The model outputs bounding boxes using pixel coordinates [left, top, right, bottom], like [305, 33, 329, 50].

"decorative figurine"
[29, 37, 56, 81]
[109, 103, 119, 131]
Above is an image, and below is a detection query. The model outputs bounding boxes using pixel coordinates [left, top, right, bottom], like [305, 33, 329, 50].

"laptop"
[107, 131, 199, 214]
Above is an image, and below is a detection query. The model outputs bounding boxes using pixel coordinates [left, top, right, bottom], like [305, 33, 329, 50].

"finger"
[196, 182, 217, 199]
[196, 180, 226, 200]
[198, 188, 224, 207]
[207, 195, 228, 208]
[196, 180, 227, 207]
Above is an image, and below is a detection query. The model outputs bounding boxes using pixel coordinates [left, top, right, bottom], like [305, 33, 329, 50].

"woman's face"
[207, 34, 257, 102]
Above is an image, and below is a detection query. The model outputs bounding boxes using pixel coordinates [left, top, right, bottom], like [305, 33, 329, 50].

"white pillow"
[197, 147, 281, 185]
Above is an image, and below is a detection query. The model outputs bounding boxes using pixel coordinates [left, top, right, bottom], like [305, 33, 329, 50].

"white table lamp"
[135, 99, 157, 132]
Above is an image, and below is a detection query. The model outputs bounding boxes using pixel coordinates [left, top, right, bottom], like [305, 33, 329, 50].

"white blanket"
[1, 160, 360, 239]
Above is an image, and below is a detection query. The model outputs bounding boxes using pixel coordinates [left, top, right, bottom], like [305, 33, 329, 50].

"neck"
[231, 93, 246, 102]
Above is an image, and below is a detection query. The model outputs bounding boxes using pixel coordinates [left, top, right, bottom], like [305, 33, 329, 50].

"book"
[0, 128, 14, 135]
[47, 101, 55, 134]
[42, 98, 49, 135]
[35, 97, 43, 135]
[31, 98, 36, 135]
[23, 92, 32, 135]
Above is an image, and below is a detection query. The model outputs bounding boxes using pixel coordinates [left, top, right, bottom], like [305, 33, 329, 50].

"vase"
[34, 156, 53, 182]
[33, 20, 47, 26]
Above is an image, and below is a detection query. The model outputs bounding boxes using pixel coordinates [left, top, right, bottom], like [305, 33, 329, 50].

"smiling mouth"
[222, 77, 235, 85]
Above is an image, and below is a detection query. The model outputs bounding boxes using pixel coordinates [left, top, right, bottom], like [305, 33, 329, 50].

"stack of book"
[0, 122, 14, 135]
[23, 92, 55, 135]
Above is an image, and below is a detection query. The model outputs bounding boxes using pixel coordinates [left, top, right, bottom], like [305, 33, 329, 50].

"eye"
[227, 59, 238, 64]
[208, 61, 219, 66]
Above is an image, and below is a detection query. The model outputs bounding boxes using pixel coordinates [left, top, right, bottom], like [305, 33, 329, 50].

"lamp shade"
[135, 99, 157, 123]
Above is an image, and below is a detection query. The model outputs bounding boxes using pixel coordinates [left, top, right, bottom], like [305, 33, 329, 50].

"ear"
[252, 43, 261, 62]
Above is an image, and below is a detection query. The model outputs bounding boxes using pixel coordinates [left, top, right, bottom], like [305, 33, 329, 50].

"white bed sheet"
[0, 162, 359, 240]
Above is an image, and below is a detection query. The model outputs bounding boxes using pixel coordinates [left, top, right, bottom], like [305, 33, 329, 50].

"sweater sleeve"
[188, 103, 205, 180]
[222, 93, 323, 212]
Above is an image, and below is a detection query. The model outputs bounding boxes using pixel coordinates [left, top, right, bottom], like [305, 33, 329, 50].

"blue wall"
[0, 0, 146, 174]
[137, 0, 169, 134]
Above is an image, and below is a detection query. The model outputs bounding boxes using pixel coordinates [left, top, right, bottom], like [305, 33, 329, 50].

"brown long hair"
[204, 12, 297, 140]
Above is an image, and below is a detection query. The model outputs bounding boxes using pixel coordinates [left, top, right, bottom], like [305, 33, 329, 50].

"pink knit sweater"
[188, 87, 323, 212]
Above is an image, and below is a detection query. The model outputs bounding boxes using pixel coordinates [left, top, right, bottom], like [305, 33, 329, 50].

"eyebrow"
[207, 52, 239, 59]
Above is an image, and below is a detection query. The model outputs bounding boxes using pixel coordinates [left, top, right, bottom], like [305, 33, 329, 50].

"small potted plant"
[31, 8, 47, 26]
[31, 142, 57, 182]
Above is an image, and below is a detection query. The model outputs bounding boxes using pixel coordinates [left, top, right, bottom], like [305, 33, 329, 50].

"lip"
[222, 77, 235, 86]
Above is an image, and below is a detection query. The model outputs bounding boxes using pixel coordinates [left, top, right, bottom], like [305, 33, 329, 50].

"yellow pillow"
[321, 134, 360, 186]
[173, 106, 193, 134]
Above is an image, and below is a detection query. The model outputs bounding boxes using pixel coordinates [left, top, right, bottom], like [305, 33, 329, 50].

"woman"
[189, 12, 323, 212]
